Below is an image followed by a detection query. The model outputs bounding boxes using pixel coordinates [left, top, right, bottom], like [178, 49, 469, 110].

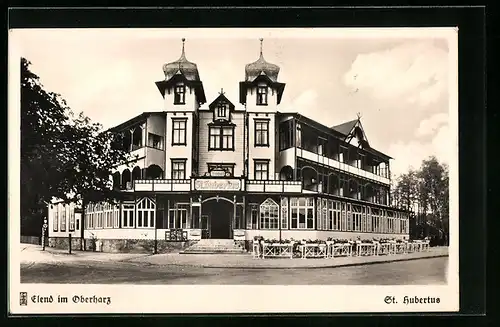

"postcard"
[9, 26, 459, 314]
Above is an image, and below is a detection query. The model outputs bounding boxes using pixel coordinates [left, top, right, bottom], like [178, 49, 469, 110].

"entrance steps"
[181, 239, 248, 255]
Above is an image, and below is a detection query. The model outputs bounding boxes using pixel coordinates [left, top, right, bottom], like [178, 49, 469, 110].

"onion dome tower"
[155, 38, 206, 106]
[239, 38, 285, 107]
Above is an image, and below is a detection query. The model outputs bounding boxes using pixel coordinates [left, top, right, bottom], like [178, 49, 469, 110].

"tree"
[20, 58, 133, 235]
[393, 156, 449, 244]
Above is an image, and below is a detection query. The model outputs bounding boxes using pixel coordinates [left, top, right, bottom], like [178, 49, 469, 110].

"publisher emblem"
[20, 292, 27, 306]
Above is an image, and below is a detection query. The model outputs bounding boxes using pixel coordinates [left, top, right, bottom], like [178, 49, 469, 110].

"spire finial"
[356, 112, 362, 120]
[219, 88, 225, 95]
[259, 38, 264, 56]
[181, 38, 186, 56]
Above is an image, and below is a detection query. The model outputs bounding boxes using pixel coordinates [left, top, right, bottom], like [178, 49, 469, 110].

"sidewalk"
[20, 243, 448, 269]
[20, 244, 147, 265]
[126, 246, 449, 269]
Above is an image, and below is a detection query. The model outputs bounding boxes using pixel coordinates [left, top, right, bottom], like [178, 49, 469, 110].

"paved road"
[21, 256, 448, 285]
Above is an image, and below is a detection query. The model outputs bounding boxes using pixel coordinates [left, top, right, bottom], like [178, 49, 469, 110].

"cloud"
[388, 124, 451, 178]
[416, 112, 448, 137]
[280, 89, 319, 114]
[343, 40, 448, 108]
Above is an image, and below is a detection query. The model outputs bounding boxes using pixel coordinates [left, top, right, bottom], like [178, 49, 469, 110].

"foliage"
[392, 156, 449, 245]
[20, 58, 133, 235]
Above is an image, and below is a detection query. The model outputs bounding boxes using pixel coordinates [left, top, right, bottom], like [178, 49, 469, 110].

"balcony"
[134, 179, 190, 192]
[246, 180, 302, 193]
[296, 148, 390, 185]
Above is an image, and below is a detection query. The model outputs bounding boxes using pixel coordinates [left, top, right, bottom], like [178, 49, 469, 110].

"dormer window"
[216, 103, 227, 119]
[174, 84, 186, 104]
[257, 86, 268, 105]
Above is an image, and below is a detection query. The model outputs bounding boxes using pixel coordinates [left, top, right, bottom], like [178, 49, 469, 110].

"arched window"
[259, 198, 279, 230]
[136, 197, 155, 228]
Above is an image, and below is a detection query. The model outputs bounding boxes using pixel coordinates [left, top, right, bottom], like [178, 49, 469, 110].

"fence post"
[69, 234, 72, 254]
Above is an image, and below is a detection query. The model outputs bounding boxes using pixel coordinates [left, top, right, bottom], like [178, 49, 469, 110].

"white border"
[8, 27, 459, 314]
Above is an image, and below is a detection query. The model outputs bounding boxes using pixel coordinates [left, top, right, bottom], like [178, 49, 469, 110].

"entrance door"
[203, 200, 232, 239]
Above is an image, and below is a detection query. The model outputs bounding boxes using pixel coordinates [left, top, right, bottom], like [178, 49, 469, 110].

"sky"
[10, 28, 457, 178]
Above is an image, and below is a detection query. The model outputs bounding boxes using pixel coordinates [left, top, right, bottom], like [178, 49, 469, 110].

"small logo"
[20, 292, 27, 306]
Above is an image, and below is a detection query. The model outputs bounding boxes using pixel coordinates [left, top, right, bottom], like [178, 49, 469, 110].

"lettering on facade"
[194, 179, 241, 191]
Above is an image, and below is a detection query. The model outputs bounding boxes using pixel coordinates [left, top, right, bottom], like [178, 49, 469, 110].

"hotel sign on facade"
[193, 179, 242, 191]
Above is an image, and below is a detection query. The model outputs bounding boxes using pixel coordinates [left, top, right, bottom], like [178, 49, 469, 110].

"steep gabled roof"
[208, 93, 235, 111]
[331, 119, 358, 136]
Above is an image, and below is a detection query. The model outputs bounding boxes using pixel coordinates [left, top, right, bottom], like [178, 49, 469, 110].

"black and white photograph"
[9, 26, 459, 314]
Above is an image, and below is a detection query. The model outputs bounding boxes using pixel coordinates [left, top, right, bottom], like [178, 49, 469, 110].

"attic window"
[174, 84, 186, 105]
[216, 103, 227, 118]
[257, 86, 268, 105]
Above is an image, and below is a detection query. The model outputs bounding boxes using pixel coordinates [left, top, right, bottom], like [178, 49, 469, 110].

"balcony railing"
[134, 179, 191, 192]
[246, 180, 302, 193]
[297, 148, 391, 185]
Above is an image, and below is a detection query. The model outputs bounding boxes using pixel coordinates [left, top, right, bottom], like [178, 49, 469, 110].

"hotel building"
[47, 39, 409, 253]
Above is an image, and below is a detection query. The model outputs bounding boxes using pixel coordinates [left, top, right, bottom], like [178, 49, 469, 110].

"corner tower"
[155, 39, 205, 179]
[155, 38, 207, 111]
[242, 39, 285, 181]
[239, 38, 286, 112]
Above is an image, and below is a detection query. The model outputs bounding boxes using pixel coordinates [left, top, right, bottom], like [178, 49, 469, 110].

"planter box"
[262, 243, 294, 259]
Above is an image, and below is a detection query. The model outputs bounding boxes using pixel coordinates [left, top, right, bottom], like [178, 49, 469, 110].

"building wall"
[244, 82, 279, 113]
[164, 85, 200, 112]
[164, 111, 194, 178]
[247, 112, 276, 180]
[197, 111, 245, 177]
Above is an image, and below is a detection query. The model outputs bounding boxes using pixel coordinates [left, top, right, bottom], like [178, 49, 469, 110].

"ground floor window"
[247, 204, 259, 229]
[137, 197, 155, 228]
[69, 206, 75, 231]
[166, 202, 189, 229]
[122, 203, 135, 228]
[260, 198, 279, 229]
[60, 206, 66, 231]
[290, 197, 314, 229]
[53, 209, 58, 232]
[280, 198, 288, 230]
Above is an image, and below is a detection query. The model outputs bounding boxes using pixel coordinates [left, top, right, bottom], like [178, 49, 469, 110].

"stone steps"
[181, 239, 248, 255]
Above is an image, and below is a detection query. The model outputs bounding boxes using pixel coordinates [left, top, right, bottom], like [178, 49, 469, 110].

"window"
[257, 86, 268, 105]
[104, 203, 114, 228]
[69, 207, 75, 231]
[208, 126, 234, 151]
[208, 163, 235, 176]
[137, 197, 156, 228]
[60, 206, 66, 231]
[260, 198, 279, 229]
[53, 208, 58, 232]
[247, 204, 259, 229]
[76, 219, 80, 231]
[290, 197, 315, 229]
[96, 204, 104, 228]
[171, 159, 186, 180]
[254, 120, 269, 146]
[279, 120, 293, 151]
[148, 133, 164, 150]
[166, 203, 189, 229]
[172, 119, 187, 145]
[327, 200, 341, 231]
[174, 84, 186, 104]
[122, 203, 135, 228]
[280, 198, 288, 229]
[216, 103, 227, 118]
[254, 160, 269, 180]
[113, 205, 120, 228]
